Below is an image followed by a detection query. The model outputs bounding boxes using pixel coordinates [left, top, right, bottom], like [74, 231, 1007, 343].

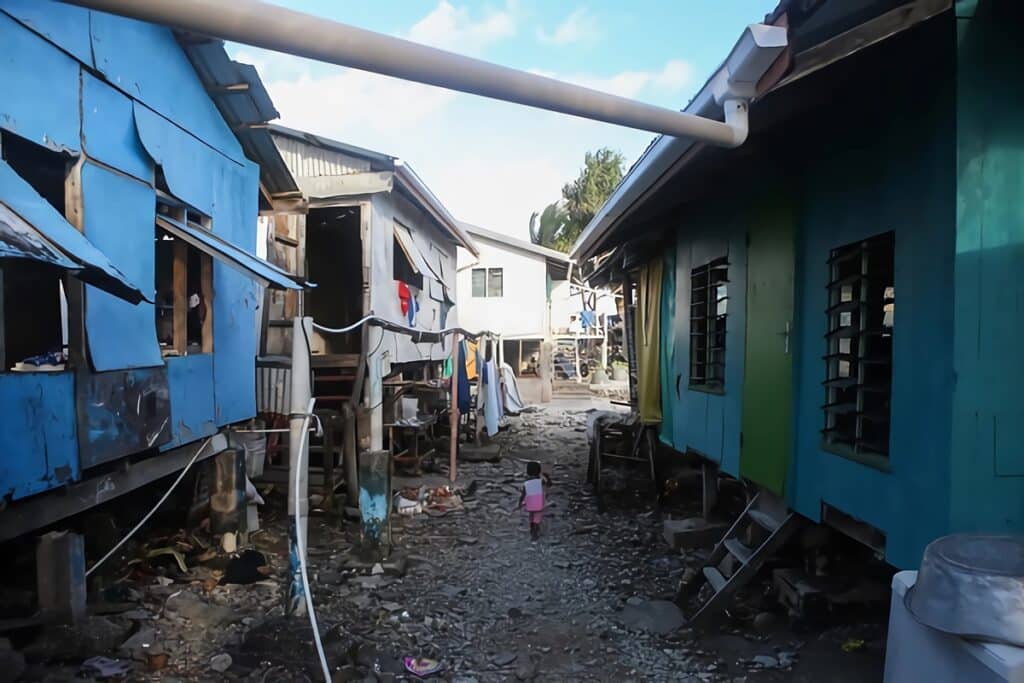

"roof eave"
[394, 164, 479, 256]
[569, 22, 789, 262]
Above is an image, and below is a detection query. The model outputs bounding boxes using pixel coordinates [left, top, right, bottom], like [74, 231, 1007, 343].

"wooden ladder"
[678, 490, 802, 627]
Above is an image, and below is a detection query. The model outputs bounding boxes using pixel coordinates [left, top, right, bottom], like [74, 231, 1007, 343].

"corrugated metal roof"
[176, 35, 299, 199]
[273, 133, 374, 178]
[459, 221, 570, 264]
[269, 124, 395, 173]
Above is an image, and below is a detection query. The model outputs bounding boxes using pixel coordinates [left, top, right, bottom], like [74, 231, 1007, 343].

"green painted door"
[740, 198, 795, 496]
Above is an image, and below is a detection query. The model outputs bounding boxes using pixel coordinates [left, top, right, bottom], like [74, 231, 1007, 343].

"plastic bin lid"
[893, 570, 1024, 677]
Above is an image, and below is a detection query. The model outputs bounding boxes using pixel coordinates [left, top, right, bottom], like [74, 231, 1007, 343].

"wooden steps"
[677, 490, 802, 627]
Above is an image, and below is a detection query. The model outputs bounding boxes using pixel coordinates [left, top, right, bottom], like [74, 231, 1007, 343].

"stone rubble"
[10, 403, 887, 682]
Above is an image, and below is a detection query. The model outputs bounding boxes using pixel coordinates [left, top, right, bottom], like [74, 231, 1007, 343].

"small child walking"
[517, 461, 551, 541]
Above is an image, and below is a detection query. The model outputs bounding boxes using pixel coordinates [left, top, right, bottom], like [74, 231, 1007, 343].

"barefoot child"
[517, 461, 551, 540]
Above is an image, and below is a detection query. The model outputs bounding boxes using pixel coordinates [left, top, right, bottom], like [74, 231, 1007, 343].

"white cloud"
[561, 59, 696, 98]
[536, 8, 600, 46]
[550, 59, 696, 99]
[407, 0, 518, 55]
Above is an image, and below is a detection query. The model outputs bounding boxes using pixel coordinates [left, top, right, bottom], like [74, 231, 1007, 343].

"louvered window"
[689, 256, 729, 388]
[823, 232, 894, 457]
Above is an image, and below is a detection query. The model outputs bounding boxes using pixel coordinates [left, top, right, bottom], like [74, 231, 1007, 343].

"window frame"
[688, 255, 729, 391]
[822, 230, 895, 464]
[155, 200, 214, 357]
[471, 267, 503, 298]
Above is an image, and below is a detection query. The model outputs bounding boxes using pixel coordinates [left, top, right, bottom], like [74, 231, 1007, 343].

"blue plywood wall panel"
[81, 162, 162, 371]
[78, 367, 171, 467]
[133, 102, 218, 215]
[667, 202, 747, 477]
[951, 0, 1024, 537]
[0, 373, 78, 501]
[789, 66, 955, 569]
[0, 1, 93, 66]
[162, 355, 217, 450]
[0, 12, 79, 152]
[82, 74, 153, 184]
[89, 11, 245, 165]
[211, 161, 260, 425]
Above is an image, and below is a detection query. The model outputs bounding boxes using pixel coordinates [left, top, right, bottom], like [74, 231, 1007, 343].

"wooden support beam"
[173, 238, 188, 355]
[201, 254, 214, 353]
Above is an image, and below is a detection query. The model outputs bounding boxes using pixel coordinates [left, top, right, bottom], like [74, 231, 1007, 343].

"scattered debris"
[841, 638, 866, 653]
[220, 549, 270, 585]
[80, 656, 132, 679]
[210, 652, 233, 672]
[404, 656, 443, 677]
[618, 600, 685, 635]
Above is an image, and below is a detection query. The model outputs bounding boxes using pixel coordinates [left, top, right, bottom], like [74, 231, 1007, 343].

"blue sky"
[228, 1, 776, 237]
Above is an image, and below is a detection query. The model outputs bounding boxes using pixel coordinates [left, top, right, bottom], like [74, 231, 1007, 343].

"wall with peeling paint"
[0, 1, 261, 503]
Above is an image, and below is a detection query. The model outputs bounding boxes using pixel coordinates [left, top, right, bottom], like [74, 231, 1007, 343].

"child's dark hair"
[527, 461, 541, 477]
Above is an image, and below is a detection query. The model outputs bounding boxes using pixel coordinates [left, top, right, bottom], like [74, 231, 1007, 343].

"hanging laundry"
[580, 310, 597, 329]
[482, 359, 500, 437]
[457, 340, 471, 414]
[397, 281, 411, 315]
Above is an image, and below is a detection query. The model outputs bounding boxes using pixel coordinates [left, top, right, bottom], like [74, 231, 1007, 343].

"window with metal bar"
[689, 256, 729, 389]
[823, 231, 894, 458]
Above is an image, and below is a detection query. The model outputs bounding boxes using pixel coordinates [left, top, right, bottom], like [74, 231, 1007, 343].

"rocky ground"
[7, 401, 887, 681]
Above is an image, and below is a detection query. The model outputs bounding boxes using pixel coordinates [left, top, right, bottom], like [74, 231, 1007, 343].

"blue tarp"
[0, 160, 146, 303]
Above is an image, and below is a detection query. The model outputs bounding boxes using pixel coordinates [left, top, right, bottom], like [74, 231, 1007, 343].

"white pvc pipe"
[287, 316, 313, 615]
[59, 0, 750, 144]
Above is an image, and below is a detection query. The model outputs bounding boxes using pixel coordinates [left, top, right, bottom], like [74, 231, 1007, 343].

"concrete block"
[663, 518, 728, 550]
[36, 531, 86, 624]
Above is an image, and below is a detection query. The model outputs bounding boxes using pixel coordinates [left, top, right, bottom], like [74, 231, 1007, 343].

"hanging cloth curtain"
[637, 256, 663, 424]
[659, 249, 677, 444]
[457, 340, 471, 414]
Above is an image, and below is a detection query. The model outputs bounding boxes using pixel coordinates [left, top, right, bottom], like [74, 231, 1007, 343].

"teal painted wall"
[664, 198, 748, 477]
[789, 18, 956, 569]
[950, 0, 1024, 537]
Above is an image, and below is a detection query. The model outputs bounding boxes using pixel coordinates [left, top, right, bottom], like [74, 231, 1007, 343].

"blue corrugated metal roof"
[177, 36, 300, 199]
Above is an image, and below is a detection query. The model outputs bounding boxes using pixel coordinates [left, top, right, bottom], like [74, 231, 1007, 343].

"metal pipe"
[60, 0, 749, 144]
[286, 316, 312, 617]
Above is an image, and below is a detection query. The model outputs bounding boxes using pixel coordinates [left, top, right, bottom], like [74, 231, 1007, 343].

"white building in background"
[455, 222, 618, 384]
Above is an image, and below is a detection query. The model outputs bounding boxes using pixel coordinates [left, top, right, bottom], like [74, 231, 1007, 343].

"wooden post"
[173, 239, 188, 355]
[201, 254, 214, 353]
[342, 403, 359, 506]
[449, 332, 460, 482]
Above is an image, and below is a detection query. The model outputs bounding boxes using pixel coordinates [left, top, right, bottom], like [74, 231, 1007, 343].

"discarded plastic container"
[401, 397, 418, 420]
[884, 570, 1024, 682]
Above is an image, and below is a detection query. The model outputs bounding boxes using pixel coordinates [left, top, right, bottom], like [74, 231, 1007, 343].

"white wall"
[456, 236, 548, 338]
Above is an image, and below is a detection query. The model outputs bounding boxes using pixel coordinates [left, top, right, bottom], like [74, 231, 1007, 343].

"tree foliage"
[530, 148, 625, 252]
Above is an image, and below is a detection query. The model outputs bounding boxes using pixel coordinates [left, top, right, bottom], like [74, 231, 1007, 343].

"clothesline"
[311, 311, 496, 343]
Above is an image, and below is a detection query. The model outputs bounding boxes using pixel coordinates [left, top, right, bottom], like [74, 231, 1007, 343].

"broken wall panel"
[133, 102, 221, 216]
[0, 372, 78, 501]
[76, 367, 171, 468]
[211, 160, 261, 425]
[369, 192, 455, 365]
[88, 7, 246, 165]
[0, 1, 94, 67]
[162, 354, 217, 450]
[80, 162, 162, 371]
[0, 12, 80, 152]
[81, 73, 153, 184]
